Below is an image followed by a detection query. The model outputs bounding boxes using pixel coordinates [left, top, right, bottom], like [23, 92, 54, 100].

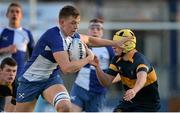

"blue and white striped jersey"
[75, 46, 115, 93]
[20, 26, 79, 81]
[0, 27, 35, 77]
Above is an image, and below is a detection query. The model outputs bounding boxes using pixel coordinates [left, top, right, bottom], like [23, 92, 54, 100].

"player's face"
[6, 6, 23, 27]
[113, 47, 123, 56]
[1, 65, 17, 84]
[60, 16, 80, 36]
[87, 24, 103, 38]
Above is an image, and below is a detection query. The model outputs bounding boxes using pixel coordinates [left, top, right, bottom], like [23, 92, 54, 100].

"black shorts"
[113, 100, 160, 112]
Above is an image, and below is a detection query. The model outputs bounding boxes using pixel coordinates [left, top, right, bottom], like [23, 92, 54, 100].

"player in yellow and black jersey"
[91, 29, 160, 112]
[0, 57, 17, 112]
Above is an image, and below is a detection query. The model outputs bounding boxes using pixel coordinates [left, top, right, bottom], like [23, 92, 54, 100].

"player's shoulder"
[44, 26, 60, 36]
[134, 51, 150, 65]
[48, 26, 59, 32]
[22, 27, 33, 35]
[134, 51, 146, 60]
[0, 84, 12, 96]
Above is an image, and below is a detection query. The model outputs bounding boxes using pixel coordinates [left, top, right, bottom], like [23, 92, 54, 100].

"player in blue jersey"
[0, 57, 17, 112]
[0, 2, 35, 112]
[91, 29, 161, 112]
[15, 5, 131, 112]
[70, 18, 115, 112]
[0, 2, 35, 77]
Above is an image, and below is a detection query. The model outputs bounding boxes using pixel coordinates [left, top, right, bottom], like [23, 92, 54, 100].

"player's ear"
[59, 19, 64, 25]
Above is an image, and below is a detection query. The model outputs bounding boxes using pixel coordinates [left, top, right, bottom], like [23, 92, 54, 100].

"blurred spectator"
[0, 2, 35, 111]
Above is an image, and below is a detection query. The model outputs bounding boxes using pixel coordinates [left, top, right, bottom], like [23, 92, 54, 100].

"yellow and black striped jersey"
[107, 49, 160, 104]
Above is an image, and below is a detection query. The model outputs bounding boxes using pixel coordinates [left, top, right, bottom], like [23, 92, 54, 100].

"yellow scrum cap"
[113, 29, 136, 53]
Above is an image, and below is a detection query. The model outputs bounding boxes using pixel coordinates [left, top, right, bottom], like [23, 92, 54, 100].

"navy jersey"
[107, 49, 160, 105]
[75, 46, 115, 93]
[0, 81, 16, 105]
[0, 27, 35, 77]
[20, 26, 79, 82]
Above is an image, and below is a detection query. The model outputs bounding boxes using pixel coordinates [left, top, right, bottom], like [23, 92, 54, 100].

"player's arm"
[53, 48, 94, 74]
[80, 34, 132, 47]
[123, 70, 147, 101]
[0, 45, 17, 54]
[91, 56, 115, 87]
[132, 71, 147, 94]
[95, 64, 115, 87]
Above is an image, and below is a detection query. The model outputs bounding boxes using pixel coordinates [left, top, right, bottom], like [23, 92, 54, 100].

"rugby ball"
[67, 38, 86, 61]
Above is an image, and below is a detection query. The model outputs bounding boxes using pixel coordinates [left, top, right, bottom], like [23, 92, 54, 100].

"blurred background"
[0, 0, 179, 112]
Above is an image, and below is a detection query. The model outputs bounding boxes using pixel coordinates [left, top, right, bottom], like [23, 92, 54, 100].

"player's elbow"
[99, 80, 111, 87]
[60, 65, 68, 74]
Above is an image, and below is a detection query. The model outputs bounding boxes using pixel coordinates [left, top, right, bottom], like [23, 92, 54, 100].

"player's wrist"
[132, 88, 138, 94]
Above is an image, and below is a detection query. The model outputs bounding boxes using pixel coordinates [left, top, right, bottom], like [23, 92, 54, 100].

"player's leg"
[71, 103, 82, 112]
[42, 74, 71, 112]
[16, 99, 37, 112]
[34, 95, 55, 112]
[43, 84, 71, 112]
[70, 83, 86, 112]
[113, 100, 135, 112]
[15, 78, 43, 112]
[15, 84, 38, 112]
[86, 92, 106, 112]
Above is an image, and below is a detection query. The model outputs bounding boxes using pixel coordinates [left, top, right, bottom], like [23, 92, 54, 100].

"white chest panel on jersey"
[23, 55, 58, 81]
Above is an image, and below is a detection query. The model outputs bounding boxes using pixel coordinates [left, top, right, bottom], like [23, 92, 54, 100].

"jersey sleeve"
[27, 30, 35, 56]
[136, 56, 150, 73]
[45, 29, 64, 53]
[27, 30, 35, 49]
[106, 56, 120, 77]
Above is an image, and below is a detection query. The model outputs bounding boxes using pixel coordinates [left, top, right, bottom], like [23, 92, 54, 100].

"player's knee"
[53, 92, 71, 112]
[56, 101, 71, 112]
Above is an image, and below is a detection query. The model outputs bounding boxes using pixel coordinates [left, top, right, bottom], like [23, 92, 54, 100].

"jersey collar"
[123, 49, 137, 63]
[7, 26, 23, 30]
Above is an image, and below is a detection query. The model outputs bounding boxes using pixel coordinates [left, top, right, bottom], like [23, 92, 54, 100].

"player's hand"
[7, 45, 17, 53]
[123, 89, 136, 101]
[89, 56, 99, 67]
[85, 45, 94, 62]
[115, 36, 134, 48]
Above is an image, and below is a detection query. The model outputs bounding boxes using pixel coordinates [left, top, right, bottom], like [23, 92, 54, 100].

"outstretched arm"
[80, 34, 132, 47]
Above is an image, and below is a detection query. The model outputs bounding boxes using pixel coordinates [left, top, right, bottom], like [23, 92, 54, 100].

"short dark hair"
[0, 57, 17, 69]
[6, 2, 22, 15]
[89, 18, 104, 24]
[59, 5, 80, 20]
